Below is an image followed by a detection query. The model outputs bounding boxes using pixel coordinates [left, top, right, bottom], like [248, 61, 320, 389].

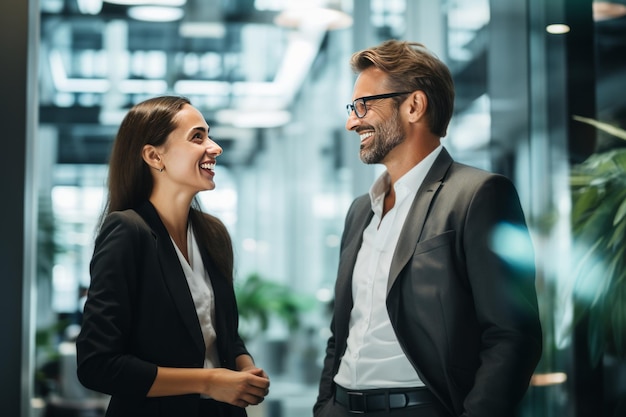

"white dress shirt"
[334, 145, 442, 389]
[171, 223, 221, 371]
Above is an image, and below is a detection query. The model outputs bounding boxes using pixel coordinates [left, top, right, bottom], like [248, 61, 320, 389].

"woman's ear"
[407, 90, 428, 123]
[142, 144, 163, 172]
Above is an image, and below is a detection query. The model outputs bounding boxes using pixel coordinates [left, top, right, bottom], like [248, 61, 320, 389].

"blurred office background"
[2, 0, 626, 416]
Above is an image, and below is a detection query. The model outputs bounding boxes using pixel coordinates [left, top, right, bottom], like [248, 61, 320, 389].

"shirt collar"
[369, 144, 443, 213]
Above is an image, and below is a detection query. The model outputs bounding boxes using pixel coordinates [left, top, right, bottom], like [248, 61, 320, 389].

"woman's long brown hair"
[101, 95, 234, 282]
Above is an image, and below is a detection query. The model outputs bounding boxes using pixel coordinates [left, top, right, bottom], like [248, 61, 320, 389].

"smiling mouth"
[359, 132, 374, 143]
[200, 162, 215, 171]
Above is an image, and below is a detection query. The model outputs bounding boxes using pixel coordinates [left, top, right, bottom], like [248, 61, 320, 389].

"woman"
[76, 96, 269, 417]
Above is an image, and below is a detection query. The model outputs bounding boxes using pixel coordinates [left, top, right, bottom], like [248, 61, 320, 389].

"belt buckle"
[347, 391, 366, 414]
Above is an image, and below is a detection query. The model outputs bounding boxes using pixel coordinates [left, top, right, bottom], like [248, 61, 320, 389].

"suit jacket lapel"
[136, 201, 206, 356]
[334, 196, 373, 346]
[387, 149, 453, 292]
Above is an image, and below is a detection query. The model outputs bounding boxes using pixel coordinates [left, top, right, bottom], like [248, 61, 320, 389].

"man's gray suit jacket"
[315, 148, 542, 417]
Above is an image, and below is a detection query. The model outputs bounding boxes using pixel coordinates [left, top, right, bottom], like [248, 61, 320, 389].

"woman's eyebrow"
[190, 126, 208, 134]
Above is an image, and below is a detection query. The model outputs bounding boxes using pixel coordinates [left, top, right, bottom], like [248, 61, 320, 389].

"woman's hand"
[147, 355, 270, 408]
[203, 367, 270, 408]
[241, 365, 269, 380]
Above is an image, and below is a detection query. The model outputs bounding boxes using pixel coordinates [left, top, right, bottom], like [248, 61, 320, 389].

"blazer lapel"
[136, 202, 206, 356]
[387, 149, 453, 292]
[334, 196, 373, 343]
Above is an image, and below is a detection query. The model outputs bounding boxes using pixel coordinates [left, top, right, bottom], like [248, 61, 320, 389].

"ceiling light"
[215, 109, 291, 129]
[546, 24, 570, 34]
[104, 0, 143, 4]
[105, 0, 186, 5]
[179, 22, 226, 38]
[173, 80, 231, 96]
[42, 0, 64, 13]
[77, 0, 103, 14]
[274, 4, 353, 30]
[127, 6, 184, 22]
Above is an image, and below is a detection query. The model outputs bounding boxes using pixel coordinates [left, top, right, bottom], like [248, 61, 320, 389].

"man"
[314, 40, 542, 417]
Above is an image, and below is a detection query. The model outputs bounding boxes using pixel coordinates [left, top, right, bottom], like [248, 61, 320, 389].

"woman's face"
[157, 104, 223, 194]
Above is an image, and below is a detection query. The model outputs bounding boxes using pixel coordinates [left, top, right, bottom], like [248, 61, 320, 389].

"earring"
[158, 168, 164, 172]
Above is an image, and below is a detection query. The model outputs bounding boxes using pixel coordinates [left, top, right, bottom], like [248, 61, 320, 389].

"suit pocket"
[402, 229, 470, 306]
[414, 230, 455, 256]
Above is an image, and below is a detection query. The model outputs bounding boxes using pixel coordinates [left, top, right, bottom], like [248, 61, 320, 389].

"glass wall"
[25, 0, 625, 416]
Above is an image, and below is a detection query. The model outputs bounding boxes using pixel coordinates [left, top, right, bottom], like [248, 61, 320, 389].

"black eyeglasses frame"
[346, 91, 412, 118]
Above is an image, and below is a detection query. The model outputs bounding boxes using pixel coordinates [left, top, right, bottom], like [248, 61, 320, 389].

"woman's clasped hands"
[205, 366, 270, 408]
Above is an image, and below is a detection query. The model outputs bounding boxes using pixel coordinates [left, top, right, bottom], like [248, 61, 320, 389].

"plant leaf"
[573, 115, 626, 141]
[614, 198, 626, 226]
[610, 272, 626, 356]
[588, 301, 607, 367]
[570, 122, 626, 362]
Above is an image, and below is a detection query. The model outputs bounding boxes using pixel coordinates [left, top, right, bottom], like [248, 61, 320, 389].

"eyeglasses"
[346, 92, 411, 118]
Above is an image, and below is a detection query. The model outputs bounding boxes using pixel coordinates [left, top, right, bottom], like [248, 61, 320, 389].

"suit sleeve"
[461, 174, 542, 417]
[76, 212, 158, 398]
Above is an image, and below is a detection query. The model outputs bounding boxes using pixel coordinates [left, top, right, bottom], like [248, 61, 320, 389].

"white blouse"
[170, 223, 220, 370]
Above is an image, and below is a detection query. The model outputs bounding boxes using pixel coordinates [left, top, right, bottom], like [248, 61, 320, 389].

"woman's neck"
[149, 193, 192, 262]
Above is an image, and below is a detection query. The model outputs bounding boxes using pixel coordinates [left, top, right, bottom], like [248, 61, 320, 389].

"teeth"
[359, 132, 374, 142]
[200, 162, 215, 170]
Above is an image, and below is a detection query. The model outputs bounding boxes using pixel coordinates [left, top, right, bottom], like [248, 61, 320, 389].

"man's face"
[345, 67, 407, 165]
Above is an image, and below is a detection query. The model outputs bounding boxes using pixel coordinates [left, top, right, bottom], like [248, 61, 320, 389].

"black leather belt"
[335, 384, 435, 413]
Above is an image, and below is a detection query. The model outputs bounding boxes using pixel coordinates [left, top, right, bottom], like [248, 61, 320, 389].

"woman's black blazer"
[76, 201, 248, 417]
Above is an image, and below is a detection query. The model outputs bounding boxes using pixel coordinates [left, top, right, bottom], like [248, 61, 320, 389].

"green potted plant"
[570, 115, 626, 366]
[234, 273, 316, 341]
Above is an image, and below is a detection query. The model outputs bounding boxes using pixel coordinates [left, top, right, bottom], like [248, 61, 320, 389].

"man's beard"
[359, 110, 405, 164]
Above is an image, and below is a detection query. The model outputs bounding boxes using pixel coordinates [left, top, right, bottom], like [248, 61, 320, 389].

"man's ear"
[407, 90, 428, 123]
[142, 144, 162, 171]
